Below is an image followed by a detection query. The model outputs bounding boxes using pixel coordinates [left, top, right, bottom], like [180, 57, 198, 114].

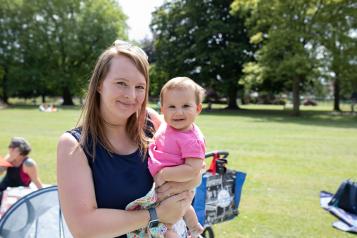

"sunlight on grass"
[0, 104, 356, 237]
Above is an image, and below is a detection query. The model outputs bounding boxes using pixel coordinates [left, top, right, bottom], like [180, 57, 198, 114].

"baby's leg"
[164, 224, 179, 238]
[184, 205, 204, 238]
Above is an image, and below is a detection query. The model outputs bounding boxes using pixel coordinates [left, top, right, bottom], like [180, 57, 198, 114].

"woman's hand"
[156, 174, 202, 202]
[154, 170, 166, 188]
[156, 161, 205, 202]
[156, 190, 194, 224]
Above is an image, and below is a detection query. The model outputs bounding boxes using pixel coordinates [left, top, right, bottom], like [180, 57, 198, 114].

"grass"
[0, 103, 356, 237]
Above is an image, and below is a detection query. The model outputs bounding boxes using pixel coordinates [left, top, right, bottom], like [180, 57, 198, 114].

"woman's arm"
[57, 133, 190, 238]
[23, 159, 43, 189]
[0, 154, 10, 175]
[156, 160, 206, 202]
[156, 172, 203, 202]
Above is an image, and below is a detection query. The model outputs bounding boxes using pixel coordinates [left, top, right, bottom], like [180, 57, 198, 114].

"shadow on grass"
[3, 104, 356, 129]
[3, 104, 82, 111]
[201, 108, 357, 129]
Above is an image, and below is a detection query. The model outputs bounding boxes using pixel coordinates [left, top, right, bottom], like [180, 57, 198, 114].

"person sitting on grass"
[0, 137, 43, 204]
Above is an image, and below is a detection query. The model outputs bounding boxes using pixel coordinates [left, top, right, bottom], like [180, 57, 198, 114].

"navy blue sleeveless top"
[68, 125, 154, 238]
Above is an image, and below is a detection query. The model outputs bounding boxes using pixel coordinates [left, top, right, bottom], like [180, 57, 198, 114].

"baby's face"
[161, 88, 202, 131]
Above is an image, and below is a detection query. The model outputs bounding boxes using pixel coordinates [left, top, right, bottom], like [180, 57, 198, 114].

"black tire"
[201, 226, 214, 238]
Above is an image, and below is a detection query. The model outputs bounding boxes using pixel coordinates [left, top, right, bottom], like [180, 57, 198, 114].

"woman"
[57, 40, 201, 238]
[0, 137, 43, 203]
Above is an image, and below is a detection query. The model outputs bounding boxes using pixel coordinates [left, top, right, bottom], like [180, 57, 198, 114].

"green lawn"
[0, 104, 356, 237]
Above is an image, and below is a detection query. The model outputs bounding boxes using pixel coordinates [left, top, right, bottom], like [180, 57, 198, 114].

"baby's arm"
[156, 158, 203, 183]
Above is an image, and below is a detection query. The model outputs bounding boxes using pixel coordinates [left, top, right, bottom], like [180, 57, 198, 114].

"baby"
[148, 77, 206, 238]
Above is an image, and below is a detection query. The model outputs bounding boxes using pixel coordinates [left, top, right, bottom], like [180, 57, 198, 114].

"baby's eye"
[183, 104, 191, 108]
[168, 105, 175, 109]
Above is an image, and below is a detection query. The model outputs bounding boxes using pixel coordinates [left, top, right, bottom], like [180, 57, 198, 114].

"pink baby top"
[148, 122, 206, 176]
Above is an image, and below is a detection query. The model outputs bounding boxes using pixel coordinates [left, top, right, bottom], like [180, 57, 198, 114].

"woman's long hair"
[77, 40, 150, 159]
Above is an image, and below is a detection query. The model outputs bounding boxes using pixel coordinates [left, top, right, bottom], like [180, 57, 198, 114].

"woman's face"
[98, 55, 146, 125]
[7, 147, 22, 162]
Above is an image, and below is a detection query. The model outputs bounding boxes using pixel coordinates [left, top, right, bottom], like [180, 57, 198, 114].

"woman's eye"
[117, 82, 127, 86]
[136, 85, 145, 90]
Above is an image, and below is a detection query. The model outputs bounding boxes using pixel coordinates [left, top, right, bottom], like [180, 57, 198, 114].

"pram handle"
[205, 150, 229, 159]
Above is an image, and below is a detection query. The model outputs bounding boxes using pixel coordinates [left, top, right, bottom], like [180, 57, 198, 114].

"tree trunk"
[226, 82, 240, 109]
[240, 91, 247, 105]
[333, 77, 341, 111]
[41, 95, 46, 103]
[292, 77, 300, 116]
[1, 66, 9, 104]
[62, 86, 74, 105]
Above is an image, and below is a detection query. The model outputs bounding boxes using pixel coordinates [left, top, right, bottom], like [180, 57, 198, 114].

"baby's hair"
[160, 77, 205, 106]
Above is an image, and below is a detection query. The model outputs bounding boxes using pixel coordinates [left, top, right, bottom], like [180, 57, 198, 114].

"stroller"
[192, 151, 246, 238]
[0, 186, 72, 238]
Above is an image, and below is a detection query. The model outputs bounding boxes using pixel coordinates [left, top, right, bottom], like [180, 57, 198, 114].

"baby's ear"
[196, 103, 203, 113]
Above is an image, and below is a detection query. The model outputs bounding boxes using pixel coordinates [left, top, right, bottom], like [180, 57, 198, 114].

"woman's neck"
[11, 156, 26, 167]
[104, 124, 138, 155]
[104, 123, 126, 137]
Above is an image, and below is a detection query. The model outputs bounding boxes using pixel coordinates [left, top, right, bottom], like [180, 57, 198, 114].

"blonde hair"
[160, 77, 205, 106]
[78, 40, 150, 159]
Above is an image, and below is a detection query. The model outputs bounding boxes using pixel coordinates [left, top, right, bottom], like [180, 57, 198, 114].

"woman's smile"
[116, 100, 137, 109]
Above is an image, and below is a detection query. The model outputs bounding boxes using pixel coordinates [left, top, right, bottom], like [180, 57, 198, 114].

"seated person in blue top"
[0, 137, 43, 203]
[57, 40, 202, 238]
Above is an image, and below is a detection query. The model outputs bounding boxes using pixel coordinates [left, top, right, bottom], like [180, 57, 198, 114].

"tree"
[0, 0, 127, 105]
[0, 0, 24, 104]
[151, 0, 254, 109]
[314, 0, 357, 111]
[232, 0, 357, 114]
[139, 37, 157, 64]
[232, 0, 324, 116]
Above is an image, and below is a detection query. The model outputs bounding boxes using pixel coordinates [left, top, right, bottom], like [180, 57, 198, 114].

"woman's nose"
[125, 87, 136, 99]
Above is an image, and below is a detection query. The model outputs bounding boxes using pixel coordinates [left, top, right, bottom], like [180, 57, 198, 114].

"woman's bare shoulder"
[59, 131, 78, 143]
[57, 132, 82, 159]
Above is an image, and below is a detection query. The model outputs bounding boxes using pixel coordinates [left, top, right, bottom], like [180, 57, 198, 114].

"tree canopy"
[151, 0, 254, 109]
[232, 0, 357, 114]
[0, 0, 127, 105]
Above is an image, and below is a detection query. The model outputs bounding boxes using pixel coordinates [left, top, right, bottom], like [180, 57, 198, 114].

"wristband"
[148, 207, 159, 228]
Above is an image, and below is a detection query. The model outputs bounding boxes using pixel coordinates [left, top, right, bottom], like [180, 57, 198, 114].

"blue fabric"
[68, 128, 153, 238]
[193, 176, 207, 226]
[234, 172, 246, 209]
